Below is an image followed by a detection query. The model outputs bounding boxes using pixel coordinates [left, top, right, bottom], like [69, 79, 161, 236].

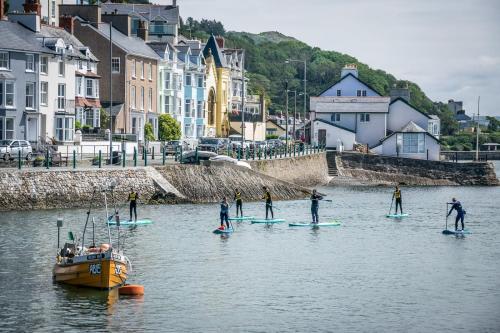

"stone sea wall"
[248, 153, 329, 186]
[330, 152, 499, 186]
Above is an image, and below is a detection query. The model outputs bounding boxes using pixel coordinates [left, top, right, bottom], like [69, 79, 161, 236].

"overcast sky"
[167, 0, 500, 116]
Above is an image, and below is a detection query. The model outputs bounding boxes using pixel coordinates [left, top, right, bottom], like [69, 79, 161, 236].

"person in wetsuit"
[220, 197, 230, 229]
[128, 189, 138, 222]
[392, 185, 403, 214]
[262, 186, 274, 220]
[447, 197, 465, 231]
[310, 189, 323, 224]
[234, 189, 243, 217]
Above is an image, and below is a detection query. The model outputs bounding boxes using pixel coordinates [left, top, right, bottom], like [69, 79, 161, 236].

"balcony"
[54, 99, 75, 114]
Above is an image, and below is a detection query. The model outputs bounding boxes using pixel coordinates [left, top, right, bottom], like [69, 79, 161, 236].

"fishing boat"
[53, 188, 131, 290]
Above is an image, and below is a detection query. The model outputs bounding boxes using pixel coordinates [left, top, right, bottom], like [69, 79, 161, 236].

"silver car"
[0, 140, 33, 161]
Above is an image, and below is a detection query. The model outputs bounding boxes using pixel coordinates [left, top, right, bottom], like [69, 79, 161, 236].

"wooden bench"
[51, 152, 69, 167]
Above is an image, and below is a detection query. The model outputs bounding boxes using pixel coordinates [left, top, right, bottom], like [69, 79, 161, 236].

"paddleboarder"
[233, 189, 243, 217]
[310, 189, 323, 224]
[447, 198, 466, 231]
[219, 197, 230, 230]
[262, 186, 274, 220]
[392, 185, 403, 215]
[127, 188, 138, 222]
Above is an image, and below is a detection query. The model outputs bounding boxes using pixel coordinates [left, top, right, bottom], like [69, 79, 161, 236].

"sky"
[164, 0, 500, 116]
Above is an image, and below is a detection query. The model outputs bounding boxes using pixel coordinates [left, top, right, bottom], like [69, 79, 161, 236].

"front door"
[318, 129, 326, 146]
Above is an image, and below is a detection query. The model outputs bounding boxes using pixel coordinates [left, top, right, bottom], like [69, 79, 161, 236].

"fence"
[1, 143, 327, 170]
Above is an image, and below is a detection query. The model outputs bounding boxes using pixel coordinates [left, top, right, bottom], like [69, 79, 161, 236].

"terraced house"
[60, 5, 160, 141]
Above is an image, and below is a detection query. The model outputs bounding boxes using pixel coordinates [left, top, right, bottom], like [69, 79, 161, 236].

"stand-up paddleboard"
[289, 221, 341, 227]
[228, 216, 255, 221]
[386, 213, 409, 218]
[251, 218, 286, 224]
[213, 227, 234, 234]
[442, 229, 471, 235]
[107, 218, 153, 226]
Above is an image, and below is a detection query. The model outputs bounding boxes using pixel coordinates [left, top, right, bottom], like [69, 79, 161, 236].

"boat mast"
[104, 190, 112, 245]
[475, 96, 480, 161]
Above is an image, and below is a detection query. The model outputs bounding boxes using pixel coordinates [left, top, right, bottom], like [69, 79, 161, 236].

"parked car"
[0, 140, 33, 161]
[164, 140, 189, 156]
[181, 150, 217, 164]
[198, 137, 227, 154]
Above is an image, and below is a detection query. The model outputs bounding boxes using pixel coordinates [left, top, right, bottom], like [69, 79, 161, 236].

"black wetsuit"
[311, 193, 323, 223]
[220, 201, 230, 228]
[234, 192, 243, 217]
[263, 190, 274, 219]
[448, 201, 465, 231]
[128, 192, 138, 221]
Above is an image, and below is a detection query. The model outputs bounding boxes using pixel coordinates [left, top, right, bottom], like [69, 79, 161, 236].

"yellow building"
[203, 35, 232, 137]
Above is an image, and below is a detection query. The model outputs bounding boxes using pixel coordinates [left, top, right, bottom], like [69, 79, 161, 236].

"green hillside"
[180, 18, 458, 135]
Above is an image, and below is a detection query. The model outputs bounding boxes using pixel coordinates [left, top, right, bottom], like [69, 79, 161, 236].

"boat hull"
[53, 252, 128, 290]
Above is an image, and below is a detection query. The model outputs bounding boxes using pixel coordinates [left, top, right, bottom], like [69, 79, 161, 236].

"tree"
[158, 114, 181, 141]
[487, 116, 500, 132]
[100, 108, 109, 129]
[144, 122, 155, 142]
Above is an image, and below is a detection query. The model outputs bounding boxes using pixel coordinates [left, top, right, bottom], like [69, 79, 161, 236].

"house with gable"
[310, 64, 441, 160]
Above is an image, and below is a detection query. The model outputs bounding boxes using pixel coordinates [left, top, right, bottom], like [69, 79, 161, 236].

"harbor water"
[0, 179, 499, 331]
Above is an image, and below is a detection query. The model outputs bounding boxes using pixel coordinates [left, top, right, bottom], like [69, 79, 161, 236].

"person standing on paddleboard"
[262, 186, 274, 220]
[392, 185, 403, 215]
[310, 189, 323, 224]
[447, 198, 466, 231]
[234, 189, 243, 217]
[128, 188, 139, 222]
[219, 197, 230, 230]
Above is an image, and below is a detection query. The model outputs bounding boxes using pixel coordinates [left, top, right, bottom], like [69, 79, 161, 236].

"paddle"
[388, 196, 394, 216]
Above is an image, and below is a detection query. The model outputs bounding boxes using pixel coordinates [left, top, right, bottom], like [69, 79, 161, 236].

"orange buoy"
[119, 284, 144, 296]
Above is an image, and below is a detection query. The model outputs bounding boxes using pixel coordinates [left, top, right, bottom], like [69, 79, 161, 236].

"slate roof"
[81, 20, 159, 60]
[148, 41, 178, 58]
[203, 35, 227, 68]
[455, 113, 471, 121]
[101, 3, 180, 24]
[319, 73, 383, 97]
[389, 97, 431, 119]
[0, 21, 55, 54]
[39, 25, 99, 61]
[312, 96, 391, 113]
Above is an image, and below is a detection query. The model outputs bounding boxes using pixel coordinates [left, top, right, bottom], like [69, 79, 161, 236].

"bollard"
[258, 147, 261, 160]
[238, 146, 241, 161]
[294, 145, 296, 157]
[144, 148, 148, 166]
[253, 147, 256, 160]
[134, 147, 137, 167]
[264, 146, 267, 160]
[152, 146, 155, 160]
[195, 147, 199, 164]
[174, 146, 178, 162]
[18, 150, 21, 169]
[122, 150, 126, 167]
[98, 150, 102, 168]
[227, 145, 230, 157]
[180, 146, 183, 163]
[246, 147, 249, 160]
[280, 146, 282, 158]
[162, 146, 166, 165]
[73, 150, 76, 169]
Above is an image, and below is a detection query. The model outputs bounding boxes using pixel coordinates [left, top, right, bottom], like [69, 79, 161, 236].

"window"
[78, 60, 83, 70]
[55, 117, 74, 141]
[57, 84, 66, 110]
[131, 86, 136, 109]
[25, 83, 35, 109]
[185, 99, 191, 117]
[148, 63, 152, 80]
[140, 61, 144, 79]
[51, 0, 56, 18]
[86, 79, 93, 97]
[185, 73, 192, 86]
[76, 77, 82, 96]
[148, 88, 152, 111]
[184, 124, 192, 137]
[85, 109, 94, 127]
[132, 60, 136, 78]
[164, 72, 171, 89]
[177, 97, 182, 115]
[40, 82, 48, 105]
[0, 82, 3, 105]
[399, 133, 425, 154]
[176, 74, 182, 90]
[362, 90, 367, 97]
[5, 82, 14, 107]
[58, 60, 65, 76]
[140, 87, 144, 110]
[197, 101, 203, 118]
[196, 124, 204, 138]
[197, 75, 203, 88]
[0, 52, 9, 69]
[26, 54, 35, 72]
[360, 113, 370, 122]
[336, 89, 341, 97]
[112, 57, 120, 73]
[132, 117, 137, 134]
[40, 57, 48, 74]
[164, 96, 172, 113]
[331, 113, 340, 122]
[5, 118, 14, 139]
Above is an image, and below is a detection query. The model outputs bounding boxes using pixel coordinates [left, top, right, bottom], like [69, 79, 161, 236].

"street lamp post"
[284, 81, 289, 153]
[285, 58, 307, 124]
[287, 90, 296, 140]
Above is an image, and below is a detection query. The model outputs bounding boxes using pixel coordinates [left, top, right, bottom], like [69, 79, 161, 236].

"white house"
[309, 64, 441, 160]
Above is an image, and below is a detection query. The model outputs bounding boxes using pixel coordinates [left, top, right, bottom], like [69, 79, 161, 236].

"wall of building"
[387, 100, 429, 132]
[355, 113, 386, 147]
[312, 121, 356, 150]
[316, 112, 357, 131]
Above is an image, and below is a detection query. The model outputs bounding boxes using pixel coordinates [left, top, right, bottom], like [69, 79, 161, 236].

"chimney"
[137, 20, 148, 41]
[341, 64, 358, 78]
[215, 36, 225, 48]
[23, 0, 41, 16]
[102, 14, 131, 36]
[173, 0, 177, 7]
[390, 87, 411, 102]
[9, 12, 41, 32]
[59, 15, 75, 34]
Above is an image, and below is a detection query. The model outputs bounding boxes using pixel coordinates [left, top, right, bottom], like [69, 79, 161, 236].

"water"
[1, 184, 500, 332]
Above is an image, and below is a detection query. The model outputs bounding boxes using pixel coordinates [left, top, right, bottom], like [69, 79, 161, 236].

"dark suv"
[198, 137, 227, 154]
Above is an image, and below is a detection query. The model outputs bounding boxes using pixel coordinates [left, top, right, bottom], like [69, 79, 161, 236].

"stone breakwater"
[329, 152, 499, 186]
